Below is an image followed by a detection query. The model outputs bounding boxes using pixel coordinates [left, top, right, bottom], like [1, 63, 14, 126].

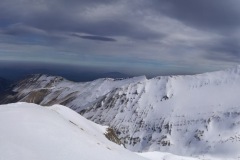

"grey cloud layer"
[0, 0, 239, 74]
[0, 0, 161, 40]
[152, 0, 240, 31]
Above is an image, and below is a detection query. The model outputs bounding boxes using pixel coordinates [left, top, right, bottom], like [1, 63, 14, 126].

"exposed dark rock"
[104, 128, 123, 146]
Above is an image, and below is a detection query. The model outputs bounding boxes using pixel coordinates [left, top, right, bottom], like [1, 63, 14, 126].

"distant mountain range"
[98, 72, 129, 79]
[0, 62, 131, 82]
[1, 66, 240, 159]
[0, 77, 11, 92]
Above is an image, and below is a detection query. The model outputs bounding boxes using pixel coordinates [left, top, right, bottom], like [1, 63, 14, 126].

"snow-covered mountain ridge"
[0, 102, 148, 160]
[1, 65, 240, 159]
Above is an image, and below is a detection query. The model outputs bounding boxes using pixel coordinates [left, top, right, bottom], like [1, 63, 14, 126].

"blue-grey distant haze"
[0, 0, 240, 80]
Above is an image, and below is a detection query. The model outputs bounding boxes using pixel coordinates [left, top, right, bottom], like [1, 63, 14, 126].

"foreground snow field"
[137, 151, 231, 160]
[0, 102, 147, 160]
[138, 152, 201, 160]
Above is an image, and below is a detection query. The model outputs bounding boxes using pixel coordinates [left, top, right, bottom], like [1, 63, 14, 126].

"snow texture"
[0, 102, 147, 160]
[2, 65, 240, 159]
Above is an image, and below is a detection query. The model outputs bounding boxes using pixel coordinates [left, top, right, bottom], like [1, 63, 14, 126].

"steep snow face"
[0, 102, 147, 160]
[81, 66, 240, 157]
[1, 66, 240, 159]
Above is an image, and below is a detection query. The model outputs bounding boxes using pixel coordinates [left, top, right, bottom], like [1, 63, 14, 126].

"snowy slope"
[80, 65, 240, 158]
[138, 152, 200, 160]
[137, 152, 225, 160]
[0, 102, 147, 160]
[1, 66, 240, 159]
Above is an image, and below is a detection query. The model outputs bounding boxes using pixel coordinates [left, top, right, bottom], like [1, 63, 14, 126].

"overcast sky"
[0, 0, 240, 76]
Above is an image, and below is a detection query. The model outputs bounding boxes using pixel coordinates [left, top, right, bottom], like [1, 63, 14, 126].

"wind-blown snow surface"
[137, 152, 223, 160]
[0, 102, 147, 160]
[1, 66, 240, 159]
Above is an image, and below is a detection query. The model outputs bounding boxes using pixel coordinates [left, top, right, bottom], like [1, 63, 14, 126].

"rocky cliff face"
[1, 66, 240, 159]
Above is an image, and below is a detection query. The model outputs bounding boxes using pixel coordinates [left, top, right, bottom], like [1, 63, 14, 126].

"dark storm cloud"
[203, 37, 240, 62]
[149, 0, 240, 64]
[151, 0, 240, 32]
[1, 23, 46, 36]
[211, 39, 240, 56]
[71, 34, 116, 42]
